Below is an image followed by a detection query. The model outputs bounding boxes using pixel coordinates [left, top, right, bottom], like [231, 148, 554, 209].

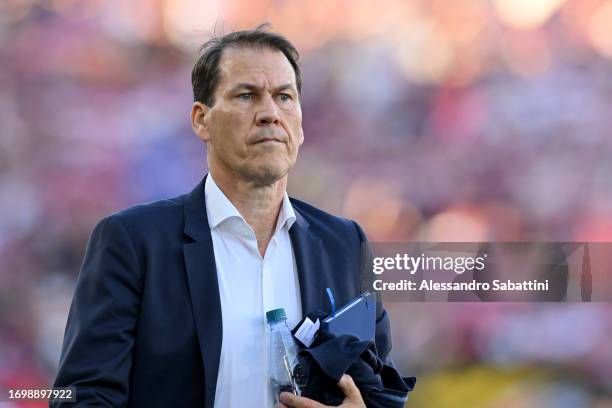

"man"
[53, 25, 393, 407]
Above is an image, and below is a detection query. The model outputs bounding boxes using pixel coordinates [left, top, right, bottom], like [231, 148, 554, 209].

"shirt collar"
[204, 174, 296, 233]
[205, 174, 243, 230]
[276, 189, 297, 233]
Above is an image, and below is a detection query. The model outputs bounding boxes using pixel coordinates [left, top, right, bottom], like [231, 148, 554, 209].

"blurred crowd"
[1, 0, 612, 406]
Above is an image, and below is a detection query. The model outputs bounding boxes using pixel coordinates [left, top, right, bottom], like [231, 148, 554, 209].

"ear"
[190, 102, 211, 142]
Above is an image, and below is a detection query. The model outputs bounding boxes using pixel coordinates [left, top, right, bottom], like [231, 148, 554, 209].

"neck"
[209, 167, 287, 257]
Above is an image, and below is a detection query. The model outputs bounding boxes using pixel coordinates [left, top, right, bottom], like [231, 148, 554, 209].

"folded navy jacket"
[291, 312, 416, 407]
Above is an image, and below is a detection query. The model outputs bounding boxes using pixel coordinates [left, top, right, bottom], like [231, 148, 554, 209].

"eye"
[238, 93, 253, 101]
[278, 93, 291, 102]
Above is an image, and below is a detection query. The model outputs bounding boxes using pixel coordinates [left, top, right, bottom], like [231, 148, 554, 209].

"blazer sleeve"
[52, 215, 143, 407]
[351, 221, 394, 366]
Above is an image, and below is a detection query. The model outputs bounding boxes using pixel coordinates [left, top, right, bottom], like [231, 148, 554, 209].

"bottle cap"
[266, 308, 287, 323]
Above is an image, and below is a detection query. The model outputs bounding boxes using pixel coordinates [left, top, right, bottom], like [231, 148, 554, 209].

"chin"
[248, 165, 289, 186]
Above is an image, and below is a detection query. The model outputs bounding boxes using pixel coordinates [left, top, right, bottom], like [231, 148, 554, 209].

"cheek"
[210, 109, 250, 148]
[284, 110, 303, 141]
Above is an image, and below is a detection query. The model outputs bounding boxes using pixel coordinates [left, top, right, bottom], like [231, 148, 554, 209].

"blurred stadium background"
[1, 0, 612, 406]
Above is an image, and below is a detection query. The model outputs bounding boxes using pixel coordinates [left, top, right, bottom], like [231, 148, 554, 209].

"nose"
[255, 94, 280, 126]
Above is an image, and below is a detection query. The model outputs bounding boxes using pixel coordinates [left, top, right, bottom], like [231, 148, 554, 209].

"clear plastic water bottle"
[266, 308, 301, 404]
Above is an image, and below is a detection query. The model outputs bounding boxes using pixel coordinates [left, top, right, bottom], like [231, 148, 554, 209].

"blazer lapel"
[290, 207, 326, 315]
[182, 175, 222, 408]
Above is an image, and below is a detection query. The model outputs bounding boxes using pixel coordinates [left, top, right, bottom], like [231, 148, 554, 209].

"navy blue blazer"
[52, 175, 393, 407]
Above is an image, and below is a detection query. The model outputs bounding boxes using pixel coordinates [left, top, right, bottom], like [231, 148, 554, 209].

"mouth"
[252, 137, 285, 145]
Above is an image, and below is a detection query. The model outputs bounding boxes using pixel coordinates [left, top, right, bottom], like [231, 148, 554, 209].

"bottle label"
[293, 317, 320, 348]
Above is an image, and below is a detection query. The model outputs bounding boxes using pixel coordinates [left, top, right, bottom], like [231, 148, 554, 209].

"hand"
[275, 374, 366, 408]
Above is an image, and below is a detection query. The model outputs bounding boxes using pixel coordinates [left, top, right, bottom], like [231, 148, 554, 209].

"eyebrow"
[228, 83, 296, 94]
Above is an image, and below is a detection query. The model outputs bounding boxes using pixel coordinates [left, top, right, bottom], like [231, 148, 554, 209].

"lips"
[251, 135, 286, 144]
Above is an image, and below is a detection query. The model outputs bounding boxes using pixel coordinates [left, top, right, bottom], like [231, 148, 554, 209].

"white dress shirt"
[206, 174, 302, 408]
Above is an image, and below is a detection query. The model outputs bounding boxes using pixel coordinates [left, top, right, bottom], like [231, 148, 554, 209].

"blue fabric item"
[292, 313, 416, 407]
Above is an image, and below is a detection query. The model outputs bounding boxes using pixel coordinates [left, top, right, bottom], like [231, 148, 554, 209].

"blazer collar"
[183, 175, 211, 242]
[289, 202, 325, 316]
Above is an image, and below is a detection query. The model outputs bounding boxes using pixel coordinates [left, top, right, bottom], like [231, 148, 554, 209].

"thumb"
[337, 374, 362, 402]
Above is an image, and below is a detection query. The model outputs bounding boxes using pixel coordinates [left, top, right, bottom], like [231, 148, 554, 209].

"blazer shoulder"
[102, 194, 188, 235]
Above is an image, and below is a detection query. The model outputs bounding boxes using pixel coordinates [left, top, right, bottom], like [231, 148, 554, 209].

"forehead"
[216, 46, 297, 90]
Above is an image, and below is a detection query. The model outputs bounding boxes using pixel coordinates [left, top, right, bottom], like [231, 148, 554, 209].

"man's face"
[195, 46, 303, 186]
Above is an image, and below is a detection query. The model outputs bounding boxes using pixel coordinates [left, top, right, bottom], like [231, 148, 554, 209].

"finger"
[279, 392, 324, 408]
[337, 374, 362, 402]
[275, 403, 289, 408]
